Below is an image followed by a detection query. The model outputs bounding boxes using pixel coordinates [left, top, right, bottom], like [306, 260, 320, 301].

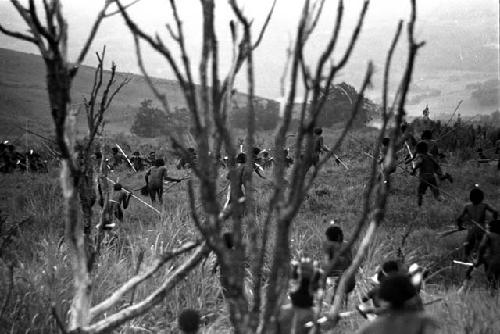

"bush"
[317, 82, 377, 128]
[130, 100, 190, 138]
[230, 98, 280, 131]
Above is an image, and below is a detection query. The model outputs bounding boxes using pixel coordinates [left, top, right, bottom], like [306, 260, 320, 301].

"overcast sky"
[0, 0, 498, 100]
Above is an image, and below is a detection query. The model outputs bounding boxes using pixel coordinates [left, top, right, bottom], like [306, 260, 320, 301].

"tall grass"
[1, 130, 499, 333]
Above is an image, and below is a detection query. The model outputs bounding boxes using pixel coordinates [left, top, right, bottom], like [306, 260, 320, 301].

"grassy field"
[1, 128, 500, 333]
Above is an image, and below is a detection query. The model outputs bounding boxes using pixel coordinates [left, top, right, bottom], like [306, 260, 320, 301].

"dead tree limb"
[327, 0, 424, 326]
[89, 241, 200, 322]
[0, 0, 132, 331]
[82, 244, 209, 334]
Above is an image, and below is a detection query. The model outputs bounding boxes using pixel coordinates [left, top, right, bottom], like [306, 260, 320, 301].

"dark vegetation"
[317, 82, 378, 128]
[130, 99, 190, 138]
[230, 98, 280, 130]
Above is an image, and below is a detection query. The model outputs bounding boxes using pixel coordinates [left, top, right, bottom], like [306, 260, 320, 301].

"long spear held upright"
[116, 143, 136, 172]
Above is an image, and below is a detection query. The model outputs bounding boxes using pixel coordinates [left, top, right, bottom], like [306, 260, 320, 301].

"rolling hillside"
[0, 48, 252, 140]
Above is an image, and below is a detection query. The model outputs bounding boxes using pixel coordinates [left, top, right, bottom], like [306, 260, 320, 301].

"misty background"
[0, 0, 498, 119]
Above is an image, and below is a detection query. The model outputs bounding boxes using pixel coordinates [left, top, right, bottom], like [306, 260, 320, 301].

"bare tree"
[1, 0, 423, 332]
[116, 0, 421, 333]
[79, 47, 130, 241]
[0, 1, 206, 333]
[118, 0, 425, 332]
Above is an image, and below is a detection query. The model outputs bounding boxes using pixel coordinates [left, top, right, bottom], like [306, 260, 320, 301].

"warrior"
[110, 147, 124, 169]
[476, 219, 500, 289]
[322, 222, 355, 304]
[260, 150, 274, 169]
[145, 158, 181, 204]
[456, 187, 498, 259]
[411, 141, 443, 206]
[356, 274, 438, 334]
[276, 258, 322, 334]
[312, 127, 328, 168]
[220, 153, 253, 220]
[419, 130, 453, 183]
[101, 183, 132, 230]
[130, 151, 145, 171]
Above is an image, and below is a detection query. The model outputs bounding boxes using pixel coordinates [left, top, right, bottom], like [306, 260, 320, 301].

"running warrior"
[356, 274, 438, 334]
[411, 141, 443, 206]
[476, 219, 500, 289]
[456, 187, 498, 259]
[322, 222, 355, 304]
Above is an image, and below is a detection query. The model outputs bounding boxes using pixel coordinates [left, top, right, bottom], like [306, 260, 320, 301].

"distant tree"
[230, 98, 280, 130]
[130, 99, 169, 137]
[318, 82, 376, 128]
[491, 110, 500, 124]
[131, 100, 190, 138]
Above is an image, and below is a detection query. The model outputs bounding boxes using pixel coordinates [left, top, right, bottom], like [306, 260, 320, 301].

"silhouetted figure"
[101, 183, 131, 230]
[412, 141, 443, 206]
[276, 258, 322, 334]
[145, 158, 181, 204]
[130, 151, 144, 171]
[322, 222, 355, 304]
[356, 274, 438, 334]
[178, 309, 200, 334]
[456, 187, 498, 258]
[477, 219, 500, 289]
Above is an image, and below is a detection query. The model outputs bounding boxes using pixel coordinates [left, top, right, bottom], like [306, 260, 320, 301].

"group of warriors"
[5, 104, 500, 332]
[0, 141, 48, 173]
[170, 124, 499, 333]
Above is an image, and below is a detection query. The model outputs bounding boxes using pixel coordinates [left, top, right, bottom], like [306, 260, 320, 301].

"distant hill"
[0, 48, 252, 140]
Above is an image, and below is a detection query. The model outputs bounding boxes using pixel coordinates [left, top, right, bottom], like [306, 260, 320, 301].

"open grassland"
[1, 129, 500, 333]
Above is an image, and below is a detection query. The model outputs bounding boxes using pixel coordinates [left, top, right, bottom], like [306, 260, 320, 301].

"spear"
[324, 146, 349, 170]
[115, 143, 136, 172]
[453, 260, 473, 267]
[439, 227, 464, 238]
[404, 141, 416, 169]
[105, 176, 160, 215]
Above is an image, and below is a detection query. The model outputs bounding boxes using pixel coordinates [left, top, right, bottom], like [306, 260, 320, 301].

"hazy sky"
[0, 0, 498, 100]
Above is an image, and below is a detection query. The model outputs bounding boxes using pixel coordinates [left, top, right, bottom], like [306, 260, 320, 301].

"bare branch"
[333, 0, 370, 71]
[252, 0, 277, 49]
[165, 23, 180, 41]
[89, 241, 201, 321]
[83, 245, 209, 333]
[51, 303, 68, 334]
[303, 0, 326, 39]
[304, 62, 374, 191]
[327, 0, 424, 325]
[220, 0, 277, 97]
[187, 180, 209, 239]
[133, 35, 171, 114]
[382, 21, 403, 115]
[8, 0, 49, 56]
[321, 22, 404, 293]
[0, 22, 36, 43]
[28, 0, 53, 44]
[313, 0, 343, 86]
[103, 0, 142, 18]
[116, 0, 185, 86]
[70, 2, 111, 77]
